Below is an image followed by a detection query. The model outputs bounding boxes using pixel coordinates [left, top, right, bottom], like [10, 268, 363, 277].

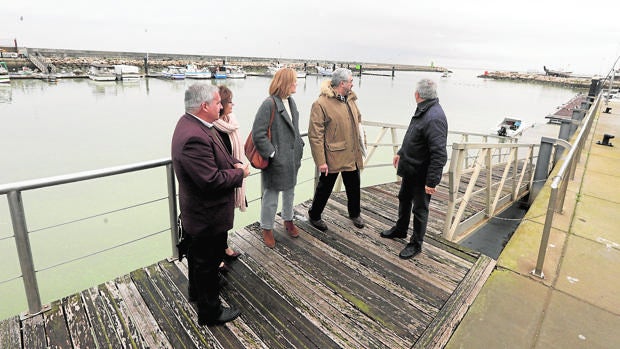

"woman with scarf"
[213, 85, 246, 271]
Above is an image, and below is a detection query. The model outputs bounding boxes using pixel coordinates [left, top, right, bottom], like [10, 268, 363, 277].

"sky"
[2, 0, 619, 76]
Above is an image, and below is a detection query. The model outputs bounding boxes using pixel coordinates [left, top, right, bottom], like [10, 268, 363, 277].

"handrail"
[531, 92, 602, 278]
[0, 122, 539, 317]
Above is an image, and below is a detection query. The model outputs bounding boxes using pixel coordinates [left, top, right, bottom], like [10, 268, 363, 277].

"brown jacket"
[308, 80, 364, 173]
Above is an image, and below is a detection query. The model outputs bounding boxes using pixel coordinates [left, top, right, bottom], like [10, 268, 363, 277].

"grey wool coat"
[251, 95, 305, 190]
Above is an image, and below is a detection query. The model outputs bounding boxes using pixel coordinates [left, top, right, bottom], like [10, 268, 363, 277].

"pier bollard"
[588, 78, 602, 97]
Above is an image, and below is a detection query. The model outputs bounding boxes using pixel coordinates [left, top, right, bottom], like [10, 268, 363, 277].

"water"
[0, 69, 581, 319]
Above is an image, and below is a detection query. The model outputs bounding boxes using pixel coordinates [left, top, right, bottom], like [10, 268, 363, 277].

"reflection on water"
[0, 85, 11, 103]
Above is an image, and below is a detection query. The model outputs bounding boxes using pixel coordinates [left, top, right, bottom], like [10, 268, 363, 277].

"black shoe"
[350, 216, 365, 228]
[399, 243, 421, 259]
[380, 227, 407, 239]
[309, 217, 328, 231]
[199, 306, 241, 326]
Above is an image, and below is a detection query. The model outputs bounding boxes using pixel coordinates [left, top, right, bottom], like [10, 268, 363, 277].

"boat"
[88, 63, 116, 81]
[161, 66, 186, 79]
[185, 64, 212, 79]
[113, 65, 141, 81]
[316, 66, 333, 76]
[543, 66, 572, 78]
[495, 117, 533, 137]
[213, 66, 227, 79]
[225, 65, 246, 79]
[0, 62, 9, 84]
[266, 63, 305, 78]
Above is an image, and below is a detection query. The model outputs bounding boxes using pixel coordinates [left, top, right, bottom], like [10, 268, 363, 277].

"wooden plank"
[81, 286, 123, 348]
[219, 254, 343, 349]
[0, 316, 21, 349]
[161, 260, 262, 349]
[62, 293, 97, 349]
[44, 300, 72, 349]
[144, 263, 227, 349]
[21, 313, 46, 349]
[101, 280, 150, 349]
[292, 205, 452, 311]
[130, 267, 199, 349]
[115, 274, 173, 348]
[242, 220, 428, 342]
[229, 227, 396, 349]
[414, 254, 496, 349]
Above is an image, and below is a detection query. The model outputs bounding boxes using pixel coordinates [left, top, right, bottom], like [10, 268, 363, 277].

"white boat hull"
[89, 75, 116, 81]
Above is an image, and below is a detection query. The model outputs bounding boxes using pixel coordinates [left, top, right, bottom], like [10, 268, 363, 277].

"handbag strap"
[267, 97, 276, 139]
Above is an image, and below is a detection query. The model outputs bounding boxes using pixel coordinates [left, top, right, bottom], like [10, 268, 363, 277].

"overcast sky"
[2, 0, 619, 75]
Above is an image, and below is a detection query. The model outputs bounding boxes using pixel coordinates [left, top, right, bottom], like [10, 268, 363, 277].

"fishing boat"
[161, 66, 186, 79]
[88, 63, 116, 81]
[316, 66, 333, 76]
[213, 66, 227, 79]
[225, 65, 246, 79]
[185, 64, 212, 79]
[113, 65, 141, 81]
[495, 117, 532, 137]
[0, 62, 9, 84]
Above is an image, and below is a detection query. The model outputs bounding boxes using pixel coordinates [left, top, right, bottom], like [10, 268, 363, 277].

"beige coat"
[308, 80, 364, 173]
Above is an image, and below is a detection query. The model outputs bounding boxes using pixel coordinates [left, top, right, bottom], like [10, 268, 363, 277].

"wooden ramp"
[0, 182, 495, 349]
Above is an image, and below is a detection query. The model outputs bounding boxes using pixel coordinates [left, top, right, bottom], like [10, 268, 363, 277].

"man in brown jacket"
[308, 68, 365, 231]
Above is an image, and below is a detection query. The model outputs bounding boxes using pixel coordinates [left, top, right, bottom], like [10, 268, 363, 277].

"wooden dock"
[0, 181, 496, 348]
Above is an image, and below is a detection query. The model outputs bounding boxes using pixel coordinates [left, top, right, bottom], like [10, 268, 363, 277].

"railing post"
[532, 182, 559, 278]
[530, 137, 555, 205]
[166, 163, 179, 259]
[7, 190, 42, 314]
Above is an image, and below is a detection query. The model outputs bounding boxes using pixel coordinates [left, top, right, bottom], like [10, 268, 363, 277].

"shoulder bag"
[245, 97, 276, 169]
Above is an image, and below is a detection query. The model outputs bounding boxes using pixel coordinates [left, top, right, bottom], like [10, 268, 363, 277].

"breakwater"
[4, 47, 449, 75]
[477, 70, 594, 89]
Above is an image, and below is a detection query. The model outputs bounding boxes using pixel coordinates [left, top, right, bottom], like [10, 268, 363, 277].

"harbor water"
[0, 69, 581, 319]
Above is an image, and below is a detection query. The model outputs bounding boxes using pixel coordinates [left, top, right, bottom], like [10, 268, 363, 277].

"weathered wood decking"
[0, 181, 497, 348]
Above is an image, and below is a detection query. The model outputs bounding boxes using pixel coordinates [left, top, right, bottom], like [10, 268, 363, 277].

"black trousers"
[308, 169, 361, 220]
[396, 176, 432, 246]
[187, 231, 227, 317]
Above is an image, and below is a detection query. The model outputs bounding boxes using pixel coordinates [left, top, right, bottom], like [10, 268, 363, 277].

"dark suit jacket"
[171, 113, 244, 236]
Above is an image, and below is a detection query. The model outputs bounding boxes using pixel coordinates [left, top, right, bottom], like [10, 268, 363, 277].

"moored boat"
[113, 65, 141, 81]
[225, 65, 246, 79]
[161, 66, 186, 79]
[185, 64, 212, 79]
[0, 62, 9, 84]
[88, 63, 116, 81]
[316, 65, 333, 76]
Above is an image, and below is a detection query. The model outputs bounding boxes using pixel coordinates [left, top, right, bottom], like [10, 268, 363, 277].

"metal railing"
[0, 158, 176, 315]
[531, 92, 602, 278]
[0, 122, 538, 316]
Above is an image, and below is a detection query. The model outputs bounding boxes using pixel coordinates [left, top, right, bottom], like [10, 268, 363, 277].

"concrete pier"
[446, 99, 620, 348]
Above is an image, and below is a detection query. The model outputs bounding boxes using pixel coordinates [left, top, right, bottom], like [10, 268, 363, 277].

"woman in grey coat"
[251, 68, 305, 248]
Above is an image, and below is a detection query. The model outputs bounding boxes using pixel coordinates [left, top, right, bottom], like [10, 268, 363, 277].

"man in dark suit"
[171, 84, 249, 326]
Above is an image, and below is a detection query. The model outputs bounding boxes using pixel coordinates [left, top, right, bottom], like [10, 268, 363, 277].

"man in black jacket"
[380, 79, 448, 259]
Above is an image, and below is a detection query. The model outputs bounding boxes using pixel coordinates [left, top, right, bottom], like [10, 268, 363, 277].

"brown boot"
[284, 220, 299, 238]
[262, 229, 275, 248]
